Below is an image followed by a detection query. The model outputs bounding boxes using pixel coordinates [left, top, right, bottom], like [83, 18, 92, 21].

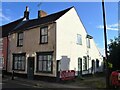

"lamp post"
[102, 0, 110, 88]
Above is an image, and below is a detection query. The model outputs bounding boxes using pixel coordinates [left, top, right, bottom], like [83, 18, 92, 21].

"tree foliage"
[108, 37, 120, 71]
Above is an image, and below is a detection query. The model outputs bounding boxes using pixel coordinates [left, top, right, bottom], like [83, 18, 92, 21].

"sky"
[0, 2, 119, 56]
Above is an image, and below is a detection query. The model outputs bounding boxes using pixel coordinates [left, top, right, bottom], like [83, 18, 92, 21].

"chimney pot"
[24, 6, 29, 20]
[26, 6, 29, 12]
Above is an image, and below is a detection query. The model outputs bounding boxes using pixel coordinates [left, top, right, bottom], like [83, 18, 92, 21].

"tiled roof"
[1, 18, 24, 37]
[1, 7, 73, 37]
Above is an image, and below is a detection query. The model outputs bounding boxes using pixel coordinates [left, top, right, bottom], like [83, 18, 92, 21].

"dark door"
[27, 57, 34, 80]
[78, 58, 82, 77]
[91, 60, 95, 74]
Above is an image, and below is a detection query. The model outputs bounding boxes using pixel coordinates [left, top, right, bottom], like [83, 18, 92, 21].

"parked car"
[110, 70, 120, 88]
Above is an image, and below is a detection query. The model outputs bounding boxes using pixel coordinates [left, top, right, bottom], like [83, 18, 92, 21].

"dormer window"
[17, 32, 23, 47]
[40, 26, 48, 44]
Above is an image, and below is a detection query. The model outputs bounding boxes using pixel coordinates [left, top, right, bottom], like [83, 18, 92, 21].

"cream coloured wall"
[56, 7, 103, 74]
[8, 23, 57, 77]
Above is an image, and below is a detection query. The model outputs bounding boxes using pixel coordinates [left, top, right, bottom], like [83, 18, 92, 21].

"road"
[2, 79, 35, 89]
[2, 75, 89, 89]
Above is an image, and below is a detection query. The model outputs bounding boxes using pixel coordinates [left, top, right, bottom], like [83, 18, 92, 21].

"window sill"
[39, 42, 48, 44]
[36, 71, 52, 74]
[13, 69, 25, 71]
[17, 45, 23, 47]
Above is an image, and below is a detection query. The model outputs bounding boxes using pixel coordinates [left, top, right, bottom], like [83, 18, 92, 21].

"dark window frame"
[40, 26, 48, 44]
[12, 53, 26, 71]
[36, 52, 53, 73]
[17, 32, 24, 47]
[83, 56, 88, 71]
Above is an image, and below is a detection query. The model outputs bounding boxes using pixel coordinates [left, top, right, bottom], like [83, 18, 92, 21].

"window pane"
[44, 36, 48, 43]
[44, 28, 47, 35]
[18, 33, 22, 39]
[19, 40, 23, 45]
[87, 39, 90, 48]
[43, 61, 47, 71]
[43, 55, 47, 60]
[47, 61, 51, 71]
[18, 61, 21, 70]
[14, 61, 18, 69]
[48, 55, 52, 61]
[41, 29, 45, 35]
[21, 60, 25, 70]
[38, 61, 42, 71]
[41, 36, 45, 43]
[39, 55, 42, 60]
[77, 34, 82, 45]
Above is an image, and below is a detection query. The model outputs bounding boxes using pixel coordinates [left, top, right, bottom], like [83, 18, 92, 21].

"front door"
[27, 57, 34, 80]
[91, 60, 95, 74]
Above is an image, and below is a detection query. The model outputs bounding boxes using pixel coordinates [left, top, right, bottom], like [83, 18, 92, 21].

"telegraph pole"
[102, 0, 110, 88]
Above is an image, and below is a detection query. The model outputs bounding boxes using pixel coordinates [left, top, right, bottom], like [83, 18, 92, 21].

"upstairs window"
[17, 32, 23, 47]
[40, 27, 48, 44]
[77, 34, 82, 45]
[87, 38, 90, 48]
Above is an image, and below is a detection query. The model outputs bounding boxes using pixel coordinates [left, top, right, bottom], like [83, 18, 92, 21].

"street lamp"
[102, 0, 110, 88]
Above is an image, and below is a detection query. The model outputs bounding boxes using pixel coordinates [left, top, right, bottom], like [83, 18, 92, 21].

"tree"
[108, 37, 120, 71]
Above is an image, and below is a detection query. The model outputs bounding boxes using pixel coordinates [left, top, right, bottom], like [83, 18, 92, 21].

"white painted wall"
[56, 7, 103, 75]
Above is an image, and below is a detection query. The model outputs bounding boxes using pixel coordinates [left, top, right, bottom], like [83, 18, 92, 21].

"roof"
[1, 7, 73, 37]
[1, 18, 24, 37]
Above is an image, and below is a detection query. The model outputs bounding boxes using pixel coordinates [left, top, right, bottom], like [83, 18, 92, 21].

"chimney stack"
[24, 6, 29, 20]
[38, 10, 47, 18]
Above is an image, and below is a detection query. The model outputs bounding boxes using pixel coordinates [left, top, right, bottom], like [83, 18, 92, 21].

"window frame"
[40, 26, 48, 44]
[77, 34, 82, 45]
[36, 52, 53, 73]
[12, 53, 26, 71]
[17, 32, 24, 47]
[87, 38, 90, 48]
[83, 56, 88, 71]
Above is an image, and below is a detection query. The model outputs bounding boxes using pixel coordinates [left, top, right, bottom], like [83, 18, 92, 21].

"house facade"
[2, 6, 103, 79]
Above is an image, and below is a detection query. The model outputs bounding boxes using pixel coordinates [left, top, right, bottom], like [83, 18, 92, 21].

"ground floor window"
[13, 53, 25, 71]
[83, 56, 87, 71]
[37, 52, 53, 73]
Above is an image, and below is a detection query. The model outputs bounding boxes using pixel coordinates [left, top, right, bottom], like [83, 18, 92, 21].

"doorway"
[91, 60, 95, 74]
[78, 58, 82, 77]
[27, 57, 34, 80]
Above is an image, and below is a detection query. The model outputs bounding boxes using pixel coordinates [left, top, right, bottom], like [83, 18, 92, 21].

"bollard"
[11, 70, 14, 80]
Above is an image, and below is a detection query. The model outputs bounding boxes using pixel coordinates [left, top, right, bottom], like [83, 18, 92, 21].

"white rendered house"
[3, 6, 103, 79]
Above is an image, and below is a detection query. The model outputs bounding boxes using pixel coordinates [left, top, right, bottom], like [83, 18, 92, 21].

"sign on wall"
[60, 70, 75, 80]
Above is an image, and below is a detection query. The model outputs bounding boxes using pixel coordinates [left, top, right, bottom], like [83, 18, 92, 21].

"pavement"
[2, 75, 90, 89]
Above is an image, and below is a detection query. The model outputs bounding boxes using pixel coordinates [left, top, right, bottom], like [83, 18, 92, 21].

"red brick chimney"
[38, 10, 47, 18]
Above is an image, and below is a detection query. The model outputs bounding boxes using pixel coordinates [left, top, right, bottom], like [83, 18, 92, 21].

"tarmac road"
[2, 75, 89, 89]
